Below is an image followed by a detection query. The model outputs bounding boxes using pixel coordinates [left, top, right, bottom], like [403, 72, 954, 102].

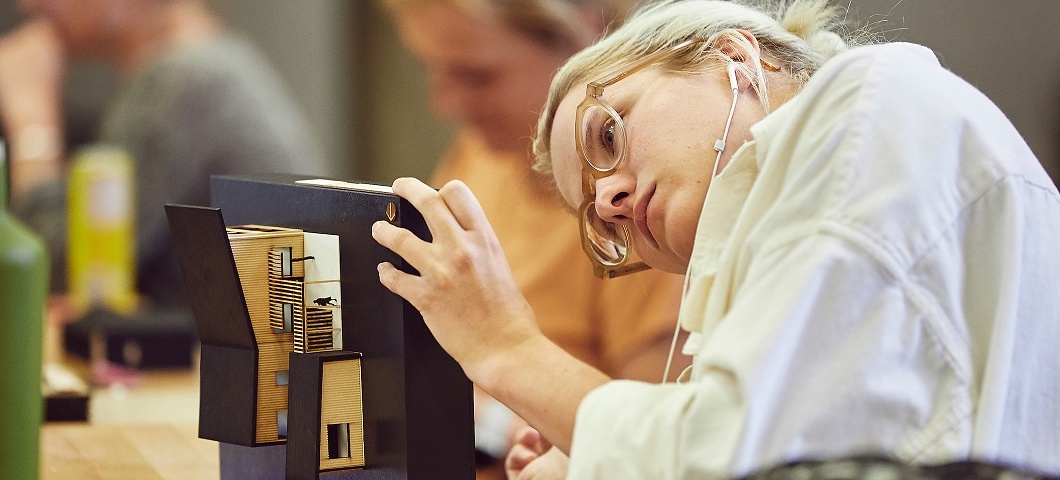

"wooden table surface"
[41, 423, 218, 480]
[39, 316, 218, 480]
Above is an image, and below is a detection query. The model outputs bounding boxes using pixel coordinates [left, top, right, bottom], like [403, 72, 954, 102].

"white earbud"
[712, 61, 741, 156]
[726, 61, 738, 91]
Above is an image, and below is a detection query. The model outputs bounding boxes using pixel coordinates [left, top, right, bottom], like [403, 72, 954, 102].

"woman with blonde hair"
[374, 0, 1060, 478]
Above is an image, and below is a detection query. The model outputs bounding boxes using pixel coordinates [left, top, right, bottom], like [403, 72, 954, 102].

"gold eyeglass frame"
[575, 39, 701, 279]
[574, 38, 779, 279]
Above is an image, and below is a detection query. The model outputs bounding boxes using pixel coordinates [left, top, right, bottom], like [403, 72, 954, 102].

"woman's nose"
[592, 174, 635, 223]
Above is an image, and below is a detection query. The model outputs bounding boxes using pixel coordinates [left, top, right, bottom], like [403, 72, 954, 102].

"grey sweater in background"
[15, 33, 328, 307]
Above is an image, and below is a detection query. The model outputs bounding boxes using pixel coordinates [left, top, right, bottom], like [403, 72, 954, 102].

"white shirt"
[567, 43, 1060, 479]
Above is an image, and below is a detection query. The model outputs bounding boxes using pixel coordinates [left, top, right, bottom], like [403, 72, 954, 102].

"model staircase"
[295, 308, 335, 353]
[267, 250, 304, 332]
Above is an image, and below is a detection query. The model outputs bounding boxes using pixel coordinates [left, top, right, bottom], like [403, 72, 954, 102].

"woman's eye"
[600, 118, 617, 155]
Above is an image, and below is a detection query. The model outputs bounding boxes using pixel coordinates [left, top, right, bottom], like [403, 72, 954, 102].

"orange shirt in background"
[431, 131, 684, 377]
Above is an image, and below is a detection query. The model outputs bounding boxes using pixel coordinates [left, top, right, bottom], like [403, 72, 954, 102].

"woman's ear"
[717, 28, 762, 92]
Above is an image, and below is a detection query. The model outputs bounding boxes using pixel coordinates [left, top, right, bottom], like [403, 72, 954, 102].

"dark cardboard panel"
[220, 443, 402, 480]
[287, 351, 325, 480]
[199, 343, 258, 446]
[164, 205, 255, 349]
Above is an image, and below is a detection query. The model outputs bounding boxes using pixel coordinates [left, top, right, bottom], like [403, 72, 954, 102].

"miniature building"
[167, 174, 474, 480]
[167, 207, 367, 477]
[288, 351, 365, 480]
[226, 225, 303, 444]
[226, 224, 365, 476]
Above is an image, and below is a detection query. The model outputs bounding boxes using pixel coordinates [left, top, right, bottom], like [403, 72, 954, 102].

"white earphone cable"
[662, 65, 740, 383]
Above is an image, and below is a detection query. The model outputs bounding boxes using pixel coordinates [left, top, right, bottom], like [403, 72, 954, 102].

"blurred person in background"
[0, 0, 326, 311]
[379, 0, 688, 477]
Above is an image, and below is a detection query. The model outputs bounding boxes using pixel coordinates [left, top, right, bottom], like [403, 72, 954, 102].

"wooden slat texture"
[298, 308, 334, 354]
[319, 359, 365, 470]
[41, 424, 218, 480]
[227, 229, 303, 345]
[255, 341, 291, 443]
[227, 227, 302, 444]
[267, 250, 299, 330]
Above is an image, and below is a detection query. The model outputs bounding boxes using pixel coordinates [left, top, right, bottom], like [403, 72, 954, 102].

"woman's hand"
[505, 427, 569, 480]
[375, 178, 612, 454]
[372, 177, 542, 384]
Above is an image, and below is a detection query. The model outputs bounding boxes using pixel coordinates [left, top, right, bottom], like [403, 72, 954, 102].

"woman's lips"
[633, 185, 659, 249]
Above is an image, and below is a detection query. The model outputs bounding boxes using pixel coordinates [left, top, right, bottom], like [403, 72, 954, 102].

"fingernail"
[371, 221, 381, 234]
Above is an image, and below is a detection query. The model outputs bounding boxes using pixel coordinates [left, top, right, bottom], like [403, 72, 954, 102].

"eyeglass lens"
[579, 104, 626, 171]
[582, 202, 629, 265]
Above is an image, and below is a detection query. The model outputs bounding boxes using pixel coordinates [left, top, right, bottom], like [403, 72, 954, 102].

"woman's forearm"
[474, 333, 610, 454]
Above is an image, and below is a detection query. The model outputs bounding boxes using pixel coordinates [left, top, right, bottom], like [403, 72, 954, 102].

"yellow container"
[67, 146, 137, 315]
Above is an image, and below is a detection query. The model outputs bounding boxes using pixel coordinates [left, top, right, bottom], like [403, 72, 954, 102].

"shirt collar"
[676, 97, 796, 337]
[683, 90, 802, 279]
[677, 139, 760, 338]
[685, 139, 761, 280]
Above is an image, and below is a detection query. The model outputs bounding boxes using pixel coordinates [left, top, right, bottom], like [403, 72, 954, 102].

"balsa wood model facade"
[166, 174, 474, 480]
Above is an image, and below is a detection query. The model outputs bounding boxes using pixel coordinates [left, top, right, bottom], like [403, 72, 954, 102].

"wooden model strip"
[318, 358, 365, 470]
[254, 340, 292, 443]
[227, 228, 303, 444]
[228, 231, 304, 344]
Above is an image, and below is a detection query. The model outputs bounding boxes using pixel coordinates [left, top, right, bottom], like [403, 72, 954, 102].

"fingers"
[505, 426, 545, 476]
[391, 177, 464, 238]
[505, 442, 540, 479]
[506, 431, 567, 480]
[515, 427, 550, 454]
[375, 261, 415, 298]
[392, 177, 492, 236]
[371, 219, 432, 269]
[438, 180, 491, 232]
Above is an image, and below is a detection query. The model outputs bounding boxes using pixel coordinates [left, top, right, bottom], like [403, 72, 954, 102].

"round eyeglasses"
[573, 38, 779, 278]
[573, 39, 703, 278]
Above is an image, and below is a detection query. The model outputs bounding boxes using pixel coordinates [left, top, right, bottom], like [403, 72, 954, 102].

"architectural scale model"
[166, 174, 474, 480]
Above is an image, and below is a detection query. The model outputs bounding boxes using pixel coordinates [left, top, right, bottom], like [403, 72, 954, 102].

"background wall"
[842, 0, 1060, 183]
[2, 0, 1058, 185]
[217, 0, 359, 178]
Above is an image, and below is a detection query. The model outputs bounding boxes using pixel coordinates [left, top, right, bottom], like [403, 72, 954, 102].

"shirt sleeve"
[567, 233, 957, 479]
[102, 41, 325, 304]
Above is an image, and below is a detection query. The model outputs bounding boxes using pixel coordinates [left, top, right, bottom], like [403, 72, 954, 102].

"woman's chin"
[654, 261, 689, 275]
[638, 249, 687, 275]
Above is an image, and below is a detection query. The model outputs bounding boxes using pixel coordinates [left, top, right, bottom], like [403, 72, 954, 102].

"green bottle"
[0, 140, 48, 480]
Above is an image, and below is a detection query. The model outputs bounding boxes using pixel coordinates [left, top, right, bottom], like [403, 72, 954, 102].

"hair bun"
[779, 0, 849, 58]
[804, 29, 848, 57]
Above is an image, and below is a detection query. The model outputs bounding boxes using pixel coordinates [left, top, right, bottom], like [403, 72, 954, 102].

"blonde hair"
[532, 0, 866, 176]
[380, 0, 643, 53]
